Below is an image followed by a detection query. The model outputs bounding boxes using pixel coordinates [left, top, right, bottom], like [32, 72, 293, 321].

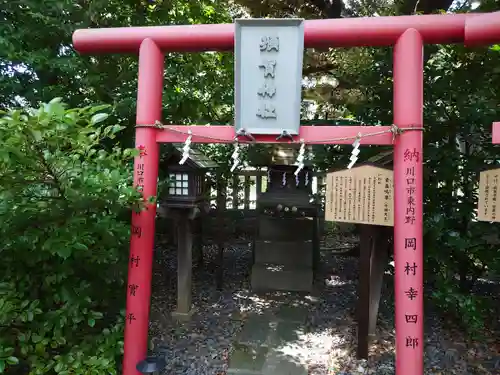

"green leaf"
[32, 334, 42, 343]
[54, 362, 64, 372]
[55, 247, 72, 259]
[87, 104, 112, 114]
[0, 360, 5, 373]
[74, 243, 88, 251]
[90, 113, 109, 125]
[6, 357, 19, 365]
[88, 318, 96, 327]
[30, 130, 42, 141]
[111, 125, 124, 133]
[91, 311, 104, 319]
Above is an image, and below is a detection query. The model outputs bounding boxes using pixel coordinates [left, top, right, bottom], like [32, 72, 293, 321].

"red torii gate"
[73, 11, 500, 375]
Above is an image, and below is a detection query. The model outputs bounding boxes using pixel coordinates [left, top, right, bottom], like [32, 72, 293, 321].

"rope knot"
[390, 124, 404, 142]
[390, 124, 403, 135]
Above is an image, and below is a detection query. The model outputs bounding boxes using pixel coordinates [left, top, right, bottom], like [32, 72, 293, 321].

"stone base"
[251, 264, 313, 293]
[171, 307, 196, 322]
[228, 313, 309, 375]
[254, 240, 313, 267]
[252, 215, 317, 293]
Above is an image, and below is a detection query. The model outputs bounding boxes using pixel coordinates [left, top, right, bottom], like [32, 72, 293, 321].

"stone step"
[228, 327, 310, 375]
[274, 305, 309, 324]
[227, 343, 269, 374]
[251, 264, 313, 292]
[262, 348, 308, 375]
[270, 320, 305, 344]
[235, 313, 274, 347]
[258, 217, 314, 241]
[254, 240, 313, 267]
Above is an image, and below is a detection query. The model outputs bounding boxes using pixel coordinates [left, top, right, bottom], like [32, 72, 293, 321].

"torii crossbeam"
[73, 11, 500, 375]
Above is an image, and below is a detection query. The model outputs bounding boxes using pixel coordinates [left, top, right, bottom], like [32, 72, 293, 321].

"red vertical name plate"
[393, 29, 424, 375]
[492, 122, 500, 145]
[123, 39, 164, 375]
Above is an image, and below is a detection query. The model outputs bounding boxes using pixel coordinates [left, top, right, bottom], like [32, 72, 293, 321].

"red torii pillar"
[72, 11, 500, 375]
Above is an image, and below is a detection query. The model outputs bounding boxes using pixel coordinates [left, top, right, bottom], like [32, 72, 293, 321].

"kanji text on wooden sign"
[324, 164, 394, 226]
[477, 167, 500, 222]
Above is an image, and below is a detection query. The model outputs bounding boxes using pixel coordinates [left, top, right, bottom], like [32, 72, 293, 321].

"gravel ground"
[148, 234, 500, 375]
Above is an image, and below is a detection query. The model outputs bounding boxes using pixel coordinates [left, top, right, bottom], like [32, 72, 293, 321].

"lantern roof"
[163, 145, 219, 169]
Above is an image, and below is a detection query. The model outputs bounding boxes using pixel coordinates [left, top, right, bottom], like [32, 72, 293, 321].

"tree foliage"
[0, 0, 235, 145]
[0, 100, 144, 374]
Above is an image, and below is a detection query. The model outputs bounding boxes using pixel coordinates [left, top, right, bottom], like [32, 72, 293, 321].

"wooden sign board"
[324, 164, 394, 227]
[477, 168, 500, 222]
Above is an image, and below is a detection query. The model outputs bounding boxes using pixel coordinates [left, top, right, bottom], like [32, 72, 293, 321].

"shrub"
[0, 99, 142, 374]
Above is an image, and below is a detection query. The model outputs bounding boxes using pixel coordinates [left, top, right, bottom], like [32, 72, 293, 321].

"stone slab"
[251, 264, 313, 293]
[226, 370, 262, 375]
[275, 304, 309, 323]
[258, 217, 314, 241]
[227, 343, 269, 373]
[272, 320, 306, 348]
[235, 313, 273, 347]
[254, 240, 313, 267]
[262, 348, 308, 375]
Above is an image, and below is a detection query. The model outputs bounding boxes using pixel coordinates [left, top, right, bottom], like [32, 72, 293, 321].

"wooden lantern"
[160, 146, 218, 209]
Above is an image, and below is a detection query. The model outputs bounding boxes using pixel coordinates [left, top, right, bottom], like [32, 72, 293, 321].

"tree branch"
[303, 63, 337, 75]
[399, 0, 454, 15]
[308, 0, 344, 18]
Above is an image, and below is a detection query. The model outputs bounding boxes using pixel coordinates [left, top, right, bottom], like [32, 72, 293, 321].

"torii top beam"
[73, 12, 500, 54]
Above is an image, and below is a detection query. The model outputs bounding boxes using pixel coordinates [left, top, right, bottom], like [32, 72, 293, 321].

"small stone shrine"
[251, 146, 320, 293]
